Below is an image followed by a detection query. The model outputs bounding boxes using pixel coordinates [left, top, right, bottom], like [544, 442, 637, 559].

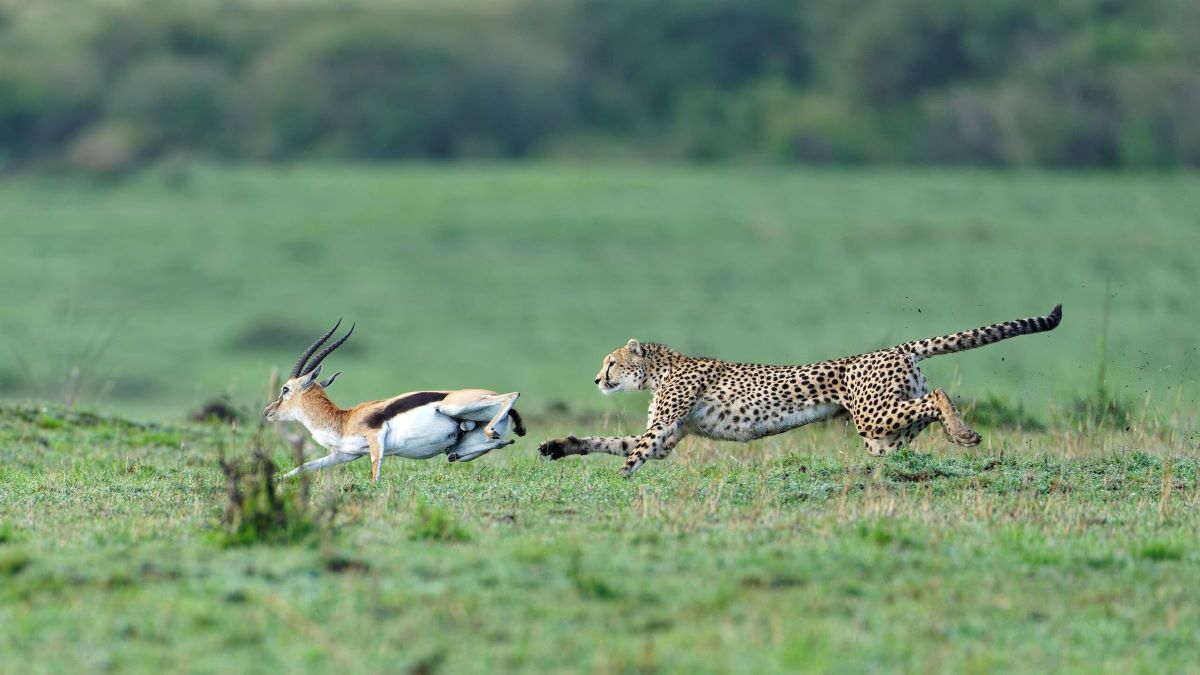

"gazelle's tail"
[900, 305, 1062, 361]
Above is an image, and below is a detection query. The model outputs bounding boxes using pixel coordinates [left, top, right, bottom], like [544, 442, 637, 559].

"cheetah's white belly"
[775, 402, 844, 430]
[690, 401, 844, 441]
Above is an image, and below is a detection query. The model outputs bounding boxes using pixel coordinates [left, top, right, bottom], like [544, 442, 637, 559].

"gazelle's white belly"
[380, 403, 459, 459]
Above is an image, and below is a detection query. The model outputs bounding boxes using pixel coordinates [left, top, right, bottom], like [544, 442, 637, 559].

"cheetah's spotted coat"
[539, 305, 1062, 476]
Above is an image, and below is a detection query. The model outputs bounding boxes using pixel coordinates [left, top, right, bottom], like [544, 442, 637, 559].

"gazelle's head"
[264, 320, 353, 422]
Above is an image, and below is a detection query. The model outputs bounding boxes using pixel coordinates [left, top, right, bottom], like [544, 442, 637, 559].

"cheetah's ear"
[626, 339, 643, 356]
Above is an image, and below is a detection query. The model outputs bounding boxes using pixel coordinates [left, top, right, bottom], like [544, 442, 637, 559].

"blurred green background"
[0, 0, 1197, 421]
[2, 165, 1196, 420]
[2, 0, 1199, 169]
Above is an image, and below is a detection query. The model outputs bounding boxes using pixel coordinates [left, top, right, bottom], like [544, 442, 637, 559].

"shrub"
[62, 122, 141, 174]
[0, 54, 100, 165]
[1113, 65, 1200, 167]
[215, 440, 319, 547]
[2, 0, 1198, 168]
[105, 55, 234, 155]
[240, 20, 569, 160]
[568, 0, 809, 126]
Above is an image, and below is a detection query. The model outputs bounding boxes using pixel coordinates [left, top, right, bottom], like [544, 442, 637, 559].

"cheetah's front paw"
[538, 435, 581, 460]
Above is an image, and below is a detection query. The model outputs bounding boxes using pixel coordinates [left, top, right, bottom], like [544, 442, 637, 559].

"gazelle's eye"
[282, 386, 290, 395]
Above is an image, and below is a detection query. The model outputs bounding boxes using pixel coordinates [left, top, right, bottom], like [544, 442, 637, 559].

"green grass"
[2, 404, 1198, 673]
[2, 164, 1198, 671]
[0, 164, 1197, 422]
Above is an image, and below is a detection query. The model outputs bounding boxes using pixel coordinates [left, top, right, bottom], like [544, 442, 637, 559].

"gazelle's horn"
[302, 323, 355, 376]
[289, 319, 341, 378]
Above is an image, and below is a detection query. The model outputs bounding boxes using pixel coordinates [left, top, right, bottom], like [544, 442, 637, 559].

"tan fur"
[265, 324, 525, 480]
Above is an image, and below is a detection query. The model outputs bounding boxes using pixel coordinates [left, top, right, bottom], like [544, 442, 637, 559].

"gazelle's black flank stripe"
[365, 391, 448, 428]
[902, 304, 1062, 361]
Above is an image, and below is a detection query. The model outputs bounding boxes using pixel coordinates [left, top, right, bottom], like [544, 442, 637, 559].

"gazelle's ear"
[319, 371, 342, 389]
[626, 339, 643, 356]
[302, 364, 322, 389]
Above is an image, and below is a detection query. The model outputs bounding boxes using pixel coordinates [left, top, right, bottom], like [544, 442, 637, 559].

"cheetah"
[538, 305, 1062, 477]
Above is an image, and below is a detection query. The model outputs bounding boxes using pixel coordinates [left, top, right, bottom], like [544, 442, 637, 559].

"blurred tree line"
[1, 0, 1197, 171]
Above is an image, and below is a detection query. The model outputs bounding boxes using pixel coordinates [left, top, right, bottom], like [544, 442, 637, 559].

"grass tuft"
[407, 497, 472, 543]
[568, 550, 619, 600]
[0, 521, 22, 545]
[1137, 540, 1184, 562]
[1066, 390, 1137, 430]
[0, 550, 32, 576]
[213, 437, 319, 548]
[882, 448, 973, 482]
[965, 393, 1046, 431]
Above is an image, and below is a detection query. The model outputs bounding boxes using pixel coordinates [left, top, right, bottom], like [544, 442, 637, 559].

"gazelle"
[264, 320, 525, 480]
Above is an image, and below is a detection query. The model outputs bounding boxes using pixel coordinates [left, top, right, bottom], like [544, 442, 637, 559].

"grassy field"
[1, 164, 1198, 672]
[1, 404, 1198, 673]
[0, 164, 1197, 422]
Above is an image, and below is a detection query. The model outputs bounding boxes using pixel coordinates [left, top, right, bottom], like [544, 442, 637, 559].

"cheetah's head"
[595, 339, 651, 395]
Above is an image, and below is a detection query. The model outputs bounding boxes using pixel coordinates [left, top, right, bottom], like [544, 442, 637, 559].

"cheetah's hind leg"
[855, 388, 980, 456]
[929, 389, 981, 446]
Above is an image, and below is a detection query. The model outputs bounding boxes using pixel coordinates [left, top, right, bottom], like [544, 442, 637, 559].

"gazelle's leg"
[448, 420, 513, 462]
[437, 391, 521, 439]
[482, 392, 519, 439]
[448, 439, 514, 463]
[368, 434, 384, 481]
[281, 452, 358, 479]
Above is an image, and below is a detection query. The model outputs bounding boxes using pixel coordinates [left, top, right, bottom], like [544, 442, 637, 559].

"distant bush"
[0, 55, 99, 163]
[63, 122, 141, 174]
[0, 0, 1196, 169]
[228, 320, 331, 353]
[915, 88, 1023, 166]
[239, 18, 570, 159]
[105, 55, 234, 156]
[567, 0, 808, 133]
[1113, 66, 1200, 167]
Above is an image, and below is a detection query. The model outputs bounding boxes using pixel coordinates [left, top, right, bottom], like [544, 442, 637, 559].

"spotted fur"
[539, 305, 1062, 477]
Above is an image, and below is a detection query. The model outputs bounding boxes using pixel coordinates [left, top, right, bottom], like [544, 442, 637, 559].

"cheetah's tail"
[900, 304, 1062, 362]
